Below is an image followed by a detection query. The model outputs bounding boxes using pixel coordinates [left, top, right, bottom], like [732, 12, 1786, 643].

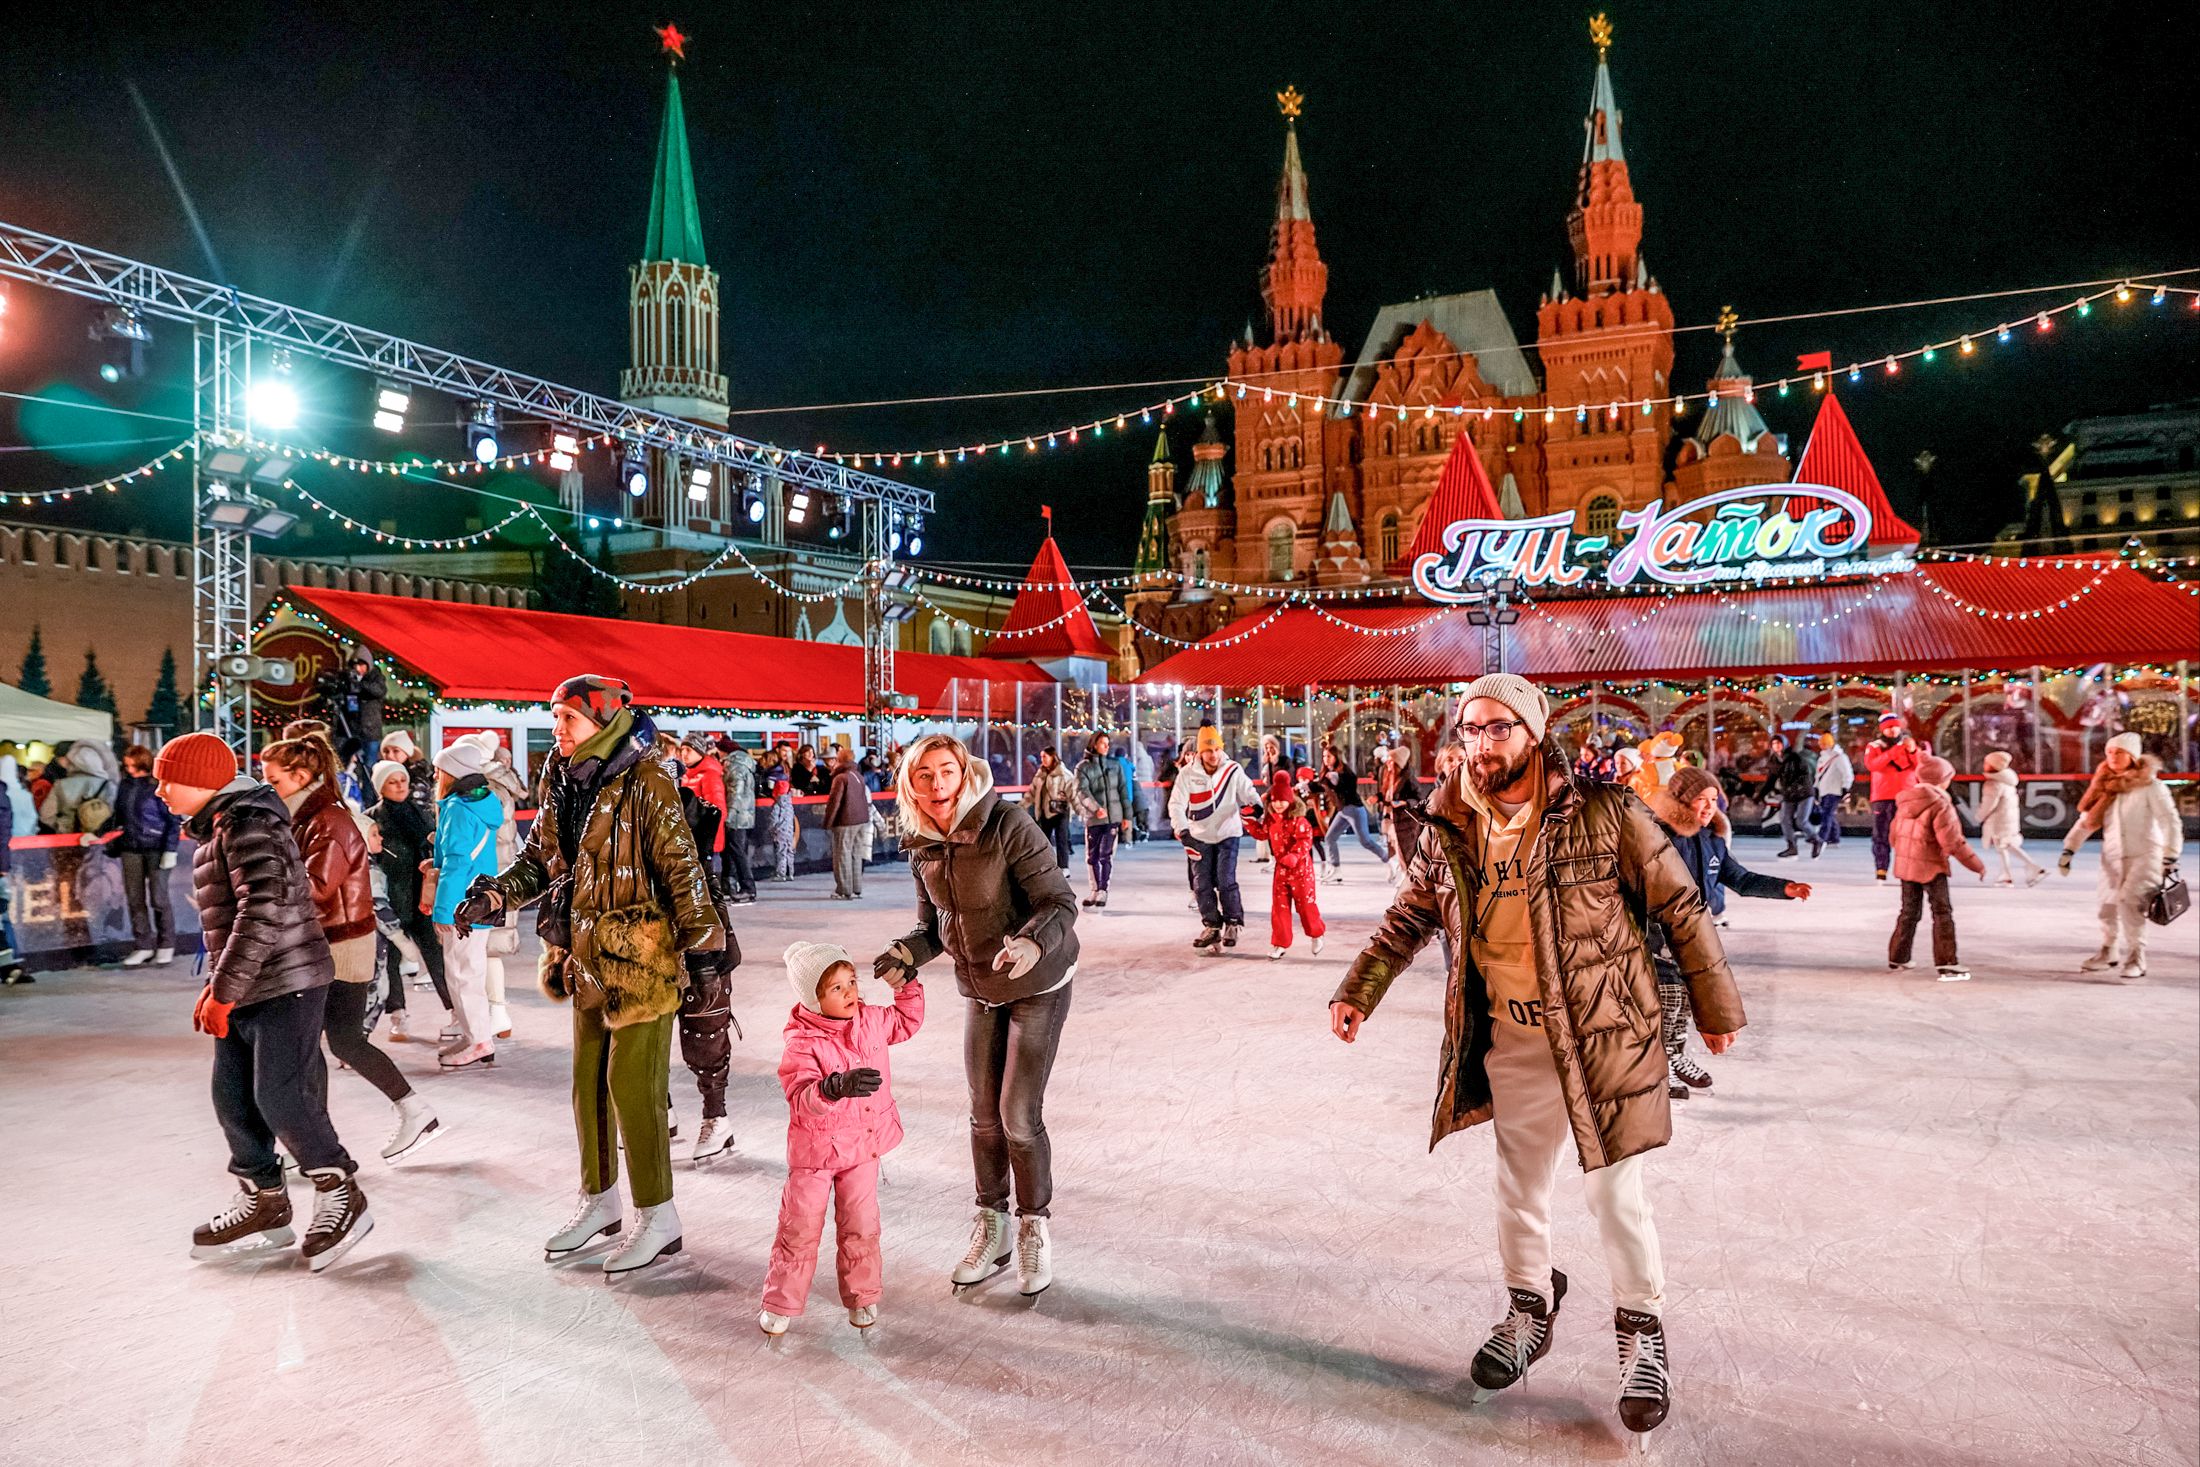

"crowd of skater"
[4, 653, 2186, 1445]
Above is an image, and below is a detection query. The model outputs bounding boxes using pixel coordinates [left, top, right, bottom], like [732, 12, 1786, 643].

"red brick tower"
[1226, 86, 1346, 586]
[1535, 14, 1676, 532]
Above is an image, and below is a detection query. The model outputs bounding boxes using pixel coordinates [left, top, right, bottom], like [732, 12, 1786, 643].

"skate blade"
[950, 1253, 1013, 1293]
[1018, 1279, 1051, 1299]
[544, 1221, 622, 1262]
[604, 1236, 683, 1279]
[190, 1226, 297, 1262]
[306, 1210, 374, 1273]
[383, 1118, 444, 1162]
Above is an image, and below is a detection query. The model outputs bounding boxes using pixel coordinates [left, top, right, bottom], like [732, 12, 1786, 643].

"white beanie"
[432, 738, 488, 779]
[2107, 732, 2143, 760]
[370, 759, 410, 794]
[1458, 673, 1549, 742]
[381, 730, 419, 760]
[783, 941, 853, 1013]
[460, 730, 504, 760]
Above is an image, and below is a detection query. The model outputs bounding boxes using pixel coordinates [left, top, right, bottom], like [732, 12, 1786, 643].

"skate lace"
[1672, 1055, 1710, 1082]
[1017, 1223, 1046, 1275]
[1617, 1324, 1668, 1401]
[1484, 1301, 1545, 1367]
[308, 1180, 355, 1236]
[210, 1187, 261, 1231]
[959, 1212, 1000, 1267]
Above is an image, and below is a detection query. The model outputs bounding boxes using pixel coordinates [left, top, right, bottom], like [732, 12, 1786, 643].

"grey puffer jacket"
[1075, 753, 1131, 826]
[897, 763, 1080, 1005]
[724, 748, 758, 831]
[186, 779, 336, 1007]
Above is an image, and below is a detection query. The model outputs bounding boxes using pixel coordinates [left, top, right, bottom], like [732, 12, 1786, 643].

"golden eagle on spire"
[1590, 12, 1614, 58]
[1275, 85, 1304, 121]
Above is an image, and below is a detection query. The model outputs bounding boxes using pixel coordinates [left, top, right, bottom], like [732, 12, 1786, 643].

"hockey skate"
[604, 1202, 682, 1277]
[1471, 1270, 1567, 1400]
[1191, 927, 1222, 952]
[545, 1188, 622, 1260]
[951, 1207, 1011, 1291]
[1670, 1056, 1713, 1090]
[190, 1180, 295, 1261]
[300, 1170, 373, 1273]
[1614, 1308, 1671, 1434]
[1221, 922, 1242, 949]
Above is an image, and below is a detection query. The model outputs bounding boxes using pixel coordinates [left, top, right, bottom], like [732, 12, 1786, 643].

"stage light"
[466, 402, 501, 462]
[621, 450, 648, 497]
[905, 511, 925, 557]
[787, 489, 810, 525]
[688, 463, 712, 503]
[248, 356, 300, 430]
[90, 305, 150, 383]
[549, 431, 579, 472]
[373, 380, 410, 433]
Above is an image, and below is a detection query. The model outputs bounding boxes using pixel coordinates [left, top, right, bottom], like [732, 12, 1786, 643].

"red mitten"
[193, 984, 235, 1038]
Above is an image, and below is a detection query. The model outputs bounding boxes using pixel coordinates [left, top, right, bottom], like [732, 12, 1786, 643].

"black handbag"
[2147, 868, 2190, 927]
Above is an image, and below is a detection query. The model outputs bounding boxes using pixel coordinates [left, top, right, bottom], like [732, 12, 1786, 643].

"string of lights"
[0, 439, 193, 504]
[908, 586, 1093, 641]
[1908, 560, 2122, 620]
[282, 478, 533, 548]
[815, 386, 1215, 470]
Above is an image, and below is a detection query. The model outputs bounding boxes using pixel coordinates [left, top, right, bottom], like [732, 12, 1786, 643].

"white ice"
[1, 833, 2194, 1466]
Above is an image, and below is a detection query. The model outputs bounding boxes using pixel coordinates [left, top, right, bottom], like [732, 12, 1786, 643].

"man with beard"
[1328, 674, 1742, 1440]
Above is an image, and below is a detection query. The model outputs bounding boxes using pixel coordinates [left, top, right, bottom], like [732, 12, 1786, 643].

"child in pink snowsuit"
[759, 940, 924, 1334]
[1242, 771, 1326, 959]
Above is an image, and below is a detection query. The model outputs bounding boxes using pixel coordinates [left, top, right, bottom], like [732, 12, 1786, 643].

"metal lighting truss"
[0, 218, 933, 744]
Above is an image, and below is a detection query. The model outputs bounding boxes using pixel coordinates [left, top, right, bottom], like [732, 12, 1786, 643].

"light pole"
[1464, 574, 1521, 676]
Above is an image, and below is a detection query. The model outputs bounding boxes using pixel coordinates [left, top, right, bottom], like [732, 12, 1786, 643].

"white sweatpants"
[437, 925, 494, 1048]
[2096, 856, 2154, 965]
[1487, 1018, 1665, 1315]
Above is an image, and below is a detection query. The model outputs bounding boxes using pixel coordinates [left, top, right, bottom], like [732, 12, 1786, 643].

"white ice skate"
[545, 1188, 622, 1260]
[848, 1304, 878, 1328]
[490, 1002, 512, 1040]
[153, 946, 176, 965]
[381, 1093, 441, 1161]
[2078, 948, 2118, 973]
[1311, 936, 1324, 956]
[121, 948, 155, 968]
[952, 1207, 1011, 1290]
[690, 1116, 734, 1162]
[604, 1201, 683, 1276]
[189, 1180, 296, 1261]
[758, 1310, 791, 1336]
[1015, 1216, 1052, 1297]
[1936, 965, 1971, 982]
[2120, 956, 2147, 980]
[1270, 946, 1287, 960]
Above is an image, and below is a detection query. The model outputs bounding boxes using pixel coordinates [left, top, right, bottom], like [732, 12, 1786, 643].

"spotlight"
[90, 305, 150, 383]
[621, 449, 648, 498]
[688, 463, 713, 503]
[248, 355, 300, 430]
[830, 496, 856, 541]
[464, 402, 502, 463]
[373, 380, 410, 434]
[787, 489, 811, 525]
[905, 511, 925, 557]
[550, 432, 579, 472]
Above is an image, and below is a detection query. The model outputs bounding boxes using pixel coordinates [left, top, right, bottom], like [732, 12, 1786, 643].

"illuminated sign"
[250, 625, 342, 710]
[1411, 484, 1915, 600]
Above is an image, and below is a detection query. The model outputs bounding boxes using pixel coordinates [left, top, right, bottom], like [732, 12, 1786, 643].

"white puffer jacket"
[1976, 767, 2024, 847]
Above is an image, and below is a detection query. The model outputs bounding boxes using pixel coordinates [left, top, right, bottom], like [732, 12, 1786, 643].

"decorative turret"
[1671, 308, 1791, 501]
[988, 512, 1116, 683]
[1313, 491, 1371, 588]
[1567, 13, 1641, 298]
[1133, 430, 1176, 577]
[622, 24, 730, 433]
[1260, 86, 1328, 345]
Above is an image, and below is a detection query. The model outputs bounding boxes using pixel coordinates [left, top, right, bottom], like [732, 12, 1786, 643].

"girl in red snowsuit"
[1243, 772, 1326, 958]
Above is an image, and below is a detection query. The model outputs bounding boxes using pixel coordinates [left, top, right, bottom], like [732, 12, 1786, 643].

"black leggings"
[323, 980, 413, 1104]
[382, 907, 448, 1012]
[965, 983, 1071, 1218]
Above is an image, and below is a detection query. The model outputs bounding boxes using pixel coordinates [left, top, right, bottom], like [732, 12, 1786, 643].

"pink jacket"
[1864, 738, 1920, 802]
[777, 980, 925, 1173]
[1890, 783, 1985, 883]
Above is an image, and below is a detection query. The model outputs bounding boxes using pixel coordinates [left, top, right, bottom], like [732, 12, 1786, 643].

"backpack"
[73, 781, 115, 836]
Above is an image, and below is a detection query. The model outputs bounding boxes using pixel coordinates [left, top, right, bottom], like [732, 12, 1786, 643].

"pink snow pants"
[762, 1160, 882, 1315]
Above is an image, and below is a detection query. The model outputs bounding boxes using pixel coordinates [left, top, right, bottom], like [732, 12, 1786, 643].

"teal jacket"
[433, 784, 503, 925]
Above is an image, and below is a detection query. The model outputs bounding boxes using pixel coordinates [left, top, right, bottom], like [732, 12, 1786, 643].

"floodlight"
[466, 402, 501, 462]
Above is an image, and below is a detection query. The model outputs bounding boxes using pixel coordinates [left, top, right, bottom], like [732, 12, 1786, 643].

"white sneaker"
[848, 1304, 878, 1328]
[381, 1093, 441, 1161]
[546, 1188, 622, 1259]
[121, 949, 155, 968]
[1015, 1216, 1052, 1297]
[1270, 946, 1287, 960]
[690, 1116, 733, 1162]
[758, 1310, 791, 1336]
[490, 1002, 512, 1040]
[154, 946, 176, 965]
[952, 1207, 1011, 1287]
[604, 1201, 682, 1275]
[1311, 936, 1325, 956]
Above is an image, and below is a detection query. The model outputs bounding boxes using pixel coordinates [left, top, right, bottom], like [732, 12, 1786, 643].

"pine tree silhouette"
[145, 648, 184, 732]
[17, 625, 49, 697]
[76, 650, 119, 720]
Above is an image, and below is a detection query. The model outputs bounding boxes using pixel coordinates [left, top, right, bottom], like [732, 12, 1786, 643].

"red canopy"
[283, 587, 1055, 715]
[1400, 428, 1506, 571]
[1792, 392, 1920, 550]
[1137, 563, 2198, 687]
[988, 534, 1115, 661]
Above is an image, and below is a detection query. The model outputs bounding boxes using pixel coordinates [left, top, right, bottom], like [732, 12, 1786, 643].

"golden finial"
[1276, 85, 1305, 121]
[1716, 306, 1740, 343]
[1589, 12, 1613, 58]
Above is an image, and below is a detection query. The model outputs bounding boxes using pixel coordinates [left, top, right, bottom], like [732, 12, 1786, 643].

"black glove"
[452, 876, 504, 932]
[819, 1068, 882, 1102]
[872, 944, 916, 986]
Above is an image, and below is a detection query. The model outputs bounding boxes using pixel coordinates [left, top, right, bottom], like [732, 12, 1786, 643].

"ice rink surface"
[2, 833, 2194, 1467]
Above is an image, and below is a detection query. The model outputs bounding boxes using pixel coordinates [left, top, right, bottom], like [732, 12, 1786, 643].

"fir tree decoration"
[17, 625, 50, 697]
[586, 533, 628, 620]
[76, 650, 119, 720]
[145, 648, 184, 732]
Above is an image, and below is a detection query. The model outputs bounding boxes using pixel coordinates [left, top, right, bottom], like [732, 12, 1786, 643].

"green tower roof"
[643, 69, 708, 266]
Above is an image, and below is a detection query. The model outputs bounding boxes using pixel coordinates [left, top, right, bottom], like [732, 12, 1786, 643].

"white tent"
[0, 681, 115, 747]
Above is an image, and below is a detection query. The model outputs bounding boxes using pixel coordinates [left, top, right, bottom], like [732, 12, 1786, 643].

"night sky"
[2, 1, 2192, 573]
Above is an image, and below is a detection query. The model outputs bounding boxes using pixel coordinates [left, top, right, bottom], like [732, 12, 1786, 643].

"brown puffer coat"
[1335, 755, 1743, 1170]
[488, 713, 723, 1029]
[289, 781, 377, 944]
[187, 781, 336, 1007]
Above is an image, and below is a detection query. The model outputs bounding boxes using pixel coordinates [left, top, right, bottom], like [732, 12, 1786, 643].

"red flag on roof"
[1401, 428, 1507, 569]
[990, 531, 1114, 661]
[1790, 391, 1920, 551]
[1796, 350, 1833, 373]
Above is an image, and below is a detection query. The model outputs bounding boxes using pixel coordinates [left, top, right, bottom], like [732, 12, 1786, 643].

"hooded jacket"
[40, 740, 118, 833]
[1644, 789, 1790, 966]
[433, 780, 503, 925]
[1027, 759, 1077, 820]
[1976, 765, 2024, 847]
[723, 747, 758, 831]
[778, 980, 926, 1172]
[285, 780, 377, 944]
[1890, 774, 1985, 883]
[1336, 757, 1742, 1170]
[1168, 755, 1257, 844]
[1814, 744, 1855, 799]
[369, 795, 432, 913]
[106, 773, 182, 854]
[187, 779, 336, 1007]
[896, 759, 1081, 1005]
[822, 762, 871, 830]
[487, 708, 723, 1028]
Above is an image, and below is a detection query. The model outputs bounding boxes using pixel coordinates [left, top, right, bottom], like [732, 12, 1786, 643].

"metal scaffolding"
[0, 218, 934, 748]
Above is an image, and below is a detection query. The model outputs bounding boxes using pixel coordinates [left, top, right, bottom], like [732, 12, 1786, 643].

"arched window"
[1583, 494, 1621, 538]
[665, 288, 688, 364]
[1378, 512, 1401, 563]
[954, 625, 974, 656]
[1379, 424, 1396, 456]
[1266, 520, 1295, 581]
[1192, 547, 1209, 584]
[928, 619, 952, 654]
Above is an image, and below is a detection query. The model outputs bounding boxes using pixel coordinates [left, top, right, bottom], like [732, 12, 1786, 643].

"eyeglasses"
[1457, 719, 1525, 744]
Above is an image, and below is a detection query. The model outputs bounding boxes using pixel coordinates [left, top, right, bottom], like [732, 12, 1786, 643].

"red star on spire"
[654, 22, 688, 61]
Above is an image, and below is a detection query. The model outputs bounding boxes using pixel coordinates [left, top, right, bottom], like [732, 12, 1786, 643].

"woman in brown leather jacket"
[262, 737, 440, 1161]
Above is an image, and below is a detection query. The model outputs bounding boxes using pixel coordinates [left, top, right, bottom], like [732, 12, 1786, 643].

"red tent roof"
[1792, 391, 1920, 549]
[988, 534, 1115, 661]
[283, 587, 1055, 715]
[1401, 429, 1506, 570]
[1136, 564, 2198, 686]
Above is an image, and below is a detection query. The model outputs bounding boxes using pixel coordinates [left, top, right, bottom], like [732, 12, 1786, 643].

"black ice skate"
[190, 1180, 295, 1261]
[1221, 922, 1242, 949]
[300, 1170, 374, 1273]
[1614, 1307, 1671, 1433]
[1191, 927, 1223, 952]
[1470, 1269, 1567, 1397]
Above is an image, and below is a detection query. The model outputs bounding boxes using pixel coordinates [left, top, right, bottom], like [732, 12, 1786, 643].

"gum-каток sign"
[1410, 484, 1915, 599]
